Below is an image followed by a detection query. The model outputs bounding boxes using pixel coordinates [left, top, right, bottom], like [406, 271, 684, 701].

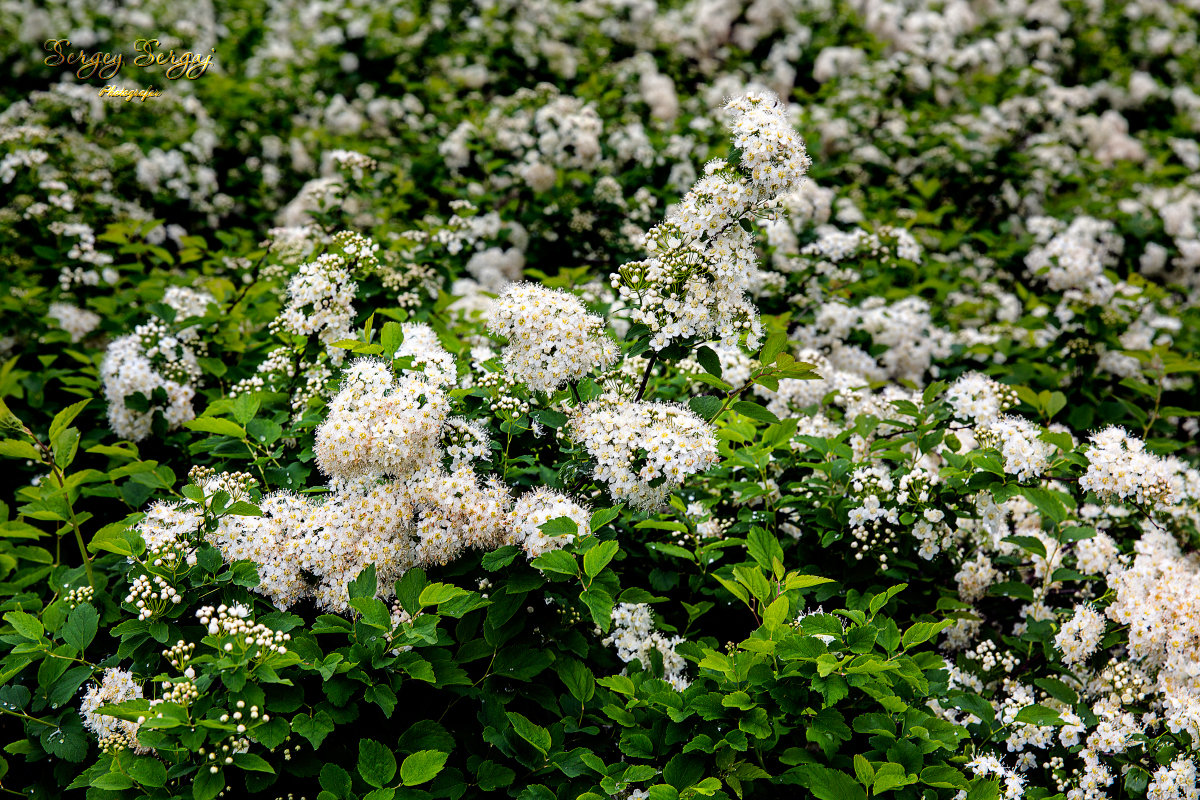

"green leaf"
[531, 550, 578, 577]
[539, 516, 579, 537]
[4, 611, 43, 641]
[759, 332, 788, 365]
[583, 541, 619, 578]
[320, 763, 352, 798]
[128, 757, 167, 787]
[731, 400, 781, 425]
[901, 620, 949, 650]
[589, 506, 622, 532]
[0, 440, 41, 460]
[48, 667, 92, 707]
[477, 760, 516, 791]
[689, 395, 724, 419]
[794, 764, 866, 800]
[1046, 391, 1067, 419]
[61, 604, 98, 651]
[507, 711, 551, 755]
[663, 755, 705, 791]
[965, 779, 1000, 800]
[184, 418, 246, 438]
[93, 773, 134, 790]
[873, 763, 917, 793]
[1003, 536, 1047, 560]
[358, 739, 398, 788]
[292, 710, 335, 749]
[746, 527, 783, 571]
[581, 587, 614, 632]
[853, 755, 875, 787]
[381, 321, 404, 356]
[230, 393, 261, 426]
[1033, 678, 1078, 705]
[401, 750, 449, 786]
[52, 427, 79, 470]
[1012, 704, 1065, 727]
[49, 398, 90, 444]
[482, 546, 520, 570]
[554, 658, 596, 702]
[233, 754, 275, 773]
[419, 582, 467, 607]
[695, 346, 723, 378]
[193, 768, 223, 800]
[349, 564, 377, 600]
[920, 766, 969, 789]
[691, 372, 733, 392]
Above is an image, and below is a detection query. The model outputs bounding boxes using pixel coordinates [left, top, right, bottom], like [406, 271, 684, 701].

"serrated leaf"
[292, 710, 335, 749]
[358, 739, 397, 788]
[759, 332, 788, 365]
[61, 604, 98, 651]
[582, 587, 614, 631]
[531, 550, 578, 577]
[1013, 704, 1065, 727]
[0, 440, 40, 460]
[400, 750, 449, 786]
[4, 611, 43, 641]
[49, 398, 90, 444]
[794, 763, 866, 800]
[921, 766, 968, 789]
[583, 541, 619, 578]
[419, 582, 467, 606]
[695, 347, 723, 378]
[589, 506, 622, 532]
[184, 418, 245, 438]
[689, 395, 723, 419]
[554, 658, 595, 702]
[731, 400, 780, 425]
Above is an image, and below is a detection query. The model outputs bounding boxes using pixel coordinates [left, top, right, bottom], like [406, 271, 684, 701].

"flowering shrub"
[2, 2, 1200, 800]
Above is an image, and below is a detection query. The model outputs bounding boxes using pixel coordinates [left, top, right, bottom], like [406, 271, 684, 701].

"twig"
[635, 352, 658, 402]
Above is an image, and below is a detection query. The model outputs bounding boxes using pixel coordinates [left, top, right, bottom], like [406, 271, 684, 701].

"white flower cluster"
[1054, 603, 1106, 665]
[603, 603, 690, 692]
[568, 396, 718, 511]
[506, 488, 589, 558]
[271, 252, 358, 363]
[125, 573, 183, 620]
[795, 297, 952, 386]
[465, 246, 524, 293]
[486, 283, 618, 393]
[196, 604, 290, 659]
[1106, 529, 1200, 741]
[80, 668, 149, 754]
[200, 354, 593, 611]
[100, 287, 214, 441]
[135, 500, 203, 557]
[315, 357, 451, 480]
[977, 415, 1053, 482]
[1148, 758, 1199, 800]
[1024, 216, 1124, 305]
[1080, 427, 1178, 507]
[946, 373, 1019, 424]
[442, 417, 491, 470]
[612, 91, 809, 352]
[965, 754, 1026, 800]
[47, 302, 101, 342]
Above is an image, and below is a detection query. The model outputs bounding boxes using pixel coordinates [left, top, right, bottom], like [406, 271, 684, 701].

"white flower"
[1054, 603, 1105, 665]
[567, 396, 718, 511]
[487, 283, 617, 393]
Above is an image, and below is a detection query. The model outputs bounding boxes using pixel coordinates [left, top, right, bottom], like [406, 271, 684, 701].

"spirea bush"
[1, 2, 1200, 800]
